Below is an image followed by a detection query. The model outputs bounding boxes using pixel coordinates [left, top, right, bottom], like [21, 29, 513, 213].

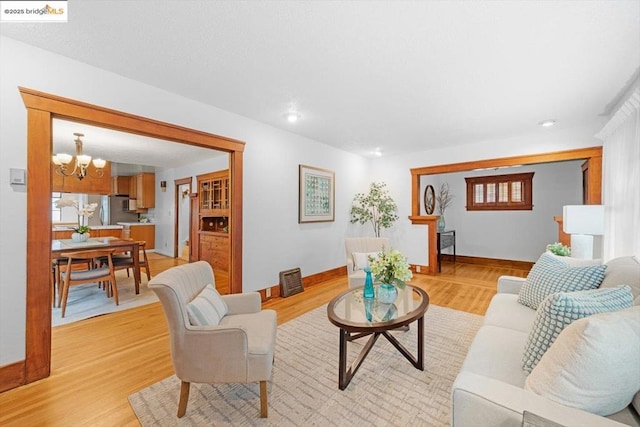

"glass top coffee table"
[327, 284, 430, 390]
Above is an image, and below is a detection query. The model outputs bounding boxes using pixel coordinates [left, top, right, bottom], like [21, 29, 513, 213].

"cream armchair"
[344, 237, 388, 288]
[149, 261, 277, 418]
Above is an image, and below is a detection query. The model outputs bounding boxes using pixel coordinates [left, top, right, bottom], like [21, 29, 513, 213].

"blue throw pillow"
[518, 253, 607, 310]
[521, 285, 633, 374]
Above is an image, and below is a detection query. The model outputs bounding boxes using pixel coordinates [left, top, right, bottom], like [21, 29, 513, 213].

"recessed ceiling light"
[538, 119, 556, 127]
[373, 149, 383, 157]
[285, 112, 301, 123]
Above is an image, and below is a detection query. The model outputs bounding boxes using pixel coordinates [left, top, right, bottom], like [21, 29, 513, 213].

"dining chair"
[106, 241, 151, 281]
[51, 256, 93, 308]
[59, 249, 118, 318]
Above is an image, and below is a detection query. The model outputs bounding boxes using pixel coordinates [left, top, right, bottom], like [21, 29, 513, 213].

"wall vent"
[279, 268, 304, 298]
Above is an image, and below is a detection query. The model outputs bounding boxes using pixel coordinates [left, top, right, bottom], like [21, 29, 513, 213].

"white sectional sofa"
[452, 256, 640, 427]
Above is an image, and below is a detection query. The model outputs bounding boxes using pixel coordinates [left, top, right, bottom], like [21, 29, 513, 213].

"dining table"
[51, 237, 142, 294]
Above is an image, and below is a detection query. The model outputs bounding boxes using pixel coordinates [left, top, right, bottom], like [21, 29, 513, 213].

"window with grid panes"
[465, 172, 534, 211]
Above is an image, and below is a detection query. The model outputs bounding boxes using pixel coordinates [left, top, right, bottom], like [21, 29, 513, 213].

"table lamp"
[562, 205, 605, 259]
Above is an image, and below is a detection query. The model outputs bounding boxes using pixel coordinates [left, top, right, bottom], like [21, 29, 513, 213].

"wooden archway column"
[409, 146, 603, 275]
[13, 87, 245, 390]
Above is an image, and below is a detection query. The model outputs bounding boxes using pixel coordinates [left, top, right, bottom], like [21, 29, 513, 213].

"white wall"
[0, 36, 370, 366]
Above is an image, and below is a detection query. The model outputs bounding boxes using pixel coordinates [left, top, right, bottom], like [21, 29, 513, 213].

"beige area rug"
[52, 270, 157, 327]
[128, 304, 483, 426]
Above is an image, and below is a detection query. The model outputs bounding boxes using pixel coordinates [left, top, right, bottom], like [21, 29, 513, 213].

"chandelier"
[52, 133, 107, 180]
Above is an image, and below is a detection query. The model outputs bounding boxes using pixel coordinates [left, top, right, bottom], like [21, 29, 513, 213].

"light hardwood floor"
[0, 255, 529, 426]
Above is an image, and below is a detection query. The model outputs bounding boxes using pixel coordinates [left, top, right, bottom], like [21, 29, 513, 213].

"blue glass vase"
[378, 283, 398, 304]
[363, 268, 375, 298]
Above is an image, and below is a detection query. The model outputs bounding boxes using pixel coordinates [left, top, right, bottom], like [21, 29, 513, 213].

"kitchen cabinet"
[111, 176, 130, 196]
[199, 233, 228, 272]
[129, 224, 155, 249]
[129, 175, 137, 199]
[52, 163, 112, 194]
[132, 173, 155, 209]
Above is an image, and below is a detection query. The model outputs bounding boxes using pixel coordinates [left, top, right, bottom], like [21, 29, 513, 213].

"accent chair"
[149, 261, 277, 418]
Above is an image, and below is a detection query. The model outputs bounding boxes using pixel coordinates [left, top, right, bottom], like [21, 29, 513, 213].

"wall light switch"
[10, 168, 26, 185]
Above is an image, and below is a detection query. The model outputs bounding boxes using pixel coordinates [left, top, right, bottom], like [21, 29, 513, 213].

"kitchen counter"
[53, 225, 124, 231]
[116, 222, 155, 227]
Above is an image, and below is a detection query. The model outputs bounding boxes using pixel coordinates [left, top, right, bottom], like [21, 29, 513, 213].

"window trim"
[465, 172, 534, 211]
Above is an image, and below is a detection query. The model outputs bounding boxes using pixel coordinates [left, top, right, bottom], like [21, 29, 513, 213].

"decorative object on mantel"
[55, 198, 98, 242]
[546, 242, 571, 257]
[423, 184, 436, 215]
[52, 133, 107, 180]
[368, 249, 412, 304]
[350, 182, 399, 237]
[436, 182, 454, 231]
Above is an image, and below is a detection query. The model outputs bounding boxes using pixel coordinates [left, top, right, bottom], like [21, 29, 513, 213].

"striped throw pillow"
[518, 253, 607, 310]
[521, 285, 633, 374]
[186, 284, 228, 326]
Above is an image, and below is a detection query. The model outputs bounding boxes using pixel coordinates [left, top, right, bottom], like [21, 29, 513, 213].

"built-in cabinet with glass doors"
[196, 170, 229, 272]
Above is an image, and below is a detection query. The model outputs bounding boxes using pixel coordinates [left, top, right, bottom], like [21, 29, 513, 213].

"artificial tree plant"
[350, 182, 399, 237]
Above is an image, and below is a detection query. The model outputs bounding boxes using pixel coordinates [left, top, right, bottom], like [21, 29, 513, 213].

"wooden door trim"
[174, 177, 192, 258]
[15, 87, 245, 388]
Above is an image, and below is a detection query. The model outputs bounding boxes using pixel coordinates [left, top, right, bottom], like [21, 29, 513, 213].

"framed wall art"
[299, 164, 335, 223]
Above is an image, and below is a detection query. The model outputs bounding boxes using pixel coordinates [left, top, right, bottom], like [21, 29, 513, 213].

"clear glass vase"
[377, 283, 398, 304]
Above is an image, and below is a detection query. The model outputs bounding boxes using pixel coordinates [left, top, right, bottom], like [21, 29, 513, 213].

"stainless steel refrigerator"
[87, 195, 137, 226]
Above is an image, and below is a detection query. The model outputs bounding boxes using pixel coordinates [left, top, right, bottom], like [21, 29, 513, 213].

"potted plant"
[350, 182, 399, 237]
[546, 242, 571, 257]
[55, 198, 98, 242]
[369, 248, 413, 303]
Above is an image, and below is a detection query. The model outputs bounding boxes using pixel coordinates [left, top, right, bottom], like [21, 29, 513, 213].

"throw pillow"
[599, 256, 640, 305]
[521, 285, 633, 374]
[544, 251, 602, 267]
[518, 253, 607, 310]
[186, 284, 228, 326]
[525, 306, 640, 416]
[352, 252, 379, 271]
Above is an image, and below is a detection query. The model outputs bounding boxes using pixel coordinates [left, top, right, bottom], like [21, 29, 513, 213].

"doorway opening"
[18, 87, 245, 390]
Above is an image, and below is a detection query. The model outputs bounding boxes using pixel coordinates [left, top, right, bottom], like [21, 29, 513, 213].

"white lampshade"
[76, 154, 92, 167]
[54, 153, 73, 165]
[563, 205, 605, 259]
[563, 205, 605, 235]
[92, 158, 107, 169]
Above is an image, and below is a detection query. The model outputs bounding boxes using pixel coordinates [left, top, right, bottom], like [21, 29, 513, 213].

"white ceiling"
[52, 119, 224, 169]
[3, 1, 639, 158]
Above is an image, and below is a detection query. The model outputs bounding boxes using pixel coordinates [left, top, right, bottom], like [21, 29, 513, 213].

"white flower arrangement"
[55, 198, 98, 234]
[368, 248, 413, 289]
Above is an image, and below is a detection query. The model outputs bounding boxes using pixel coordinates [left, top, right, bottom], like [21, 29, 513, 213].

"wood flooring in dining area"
[0, 254, 530, 426]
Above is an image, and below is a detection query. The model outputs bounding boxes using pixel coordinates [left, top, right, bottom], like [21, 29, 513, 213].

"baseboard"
[259, 266, 346, 302]
[0, 360, 25, 393]
[440, 254, 534, 270]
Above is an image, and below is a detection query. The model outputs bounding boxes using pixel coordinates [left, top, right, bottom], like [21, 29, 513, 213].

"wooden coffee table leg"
[338, 328, 348, 390]
[417, 315, 424, 370]
[339, 329, 380, 390]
